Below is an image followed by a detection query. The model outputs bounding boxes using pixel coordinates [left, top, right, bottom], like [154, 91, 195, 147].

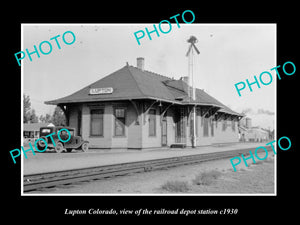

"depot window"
[90, 109, 104, 136]
[211, 118, 214, 136]
[203, 117, 209, 137]
[114, 108, 126, 136]
[232, 120, 236, 131]
[148, 109, 156, 136]
[222, 119, 227, 131]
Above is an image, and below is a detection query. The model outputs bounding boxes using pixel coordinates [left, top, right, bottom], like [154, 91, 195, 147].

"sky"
[22, 23, 276, 129]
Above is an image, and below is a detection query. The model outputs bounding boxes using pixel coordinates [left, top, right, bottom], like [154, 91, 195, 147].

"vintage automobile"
[36, 126, 89, 153]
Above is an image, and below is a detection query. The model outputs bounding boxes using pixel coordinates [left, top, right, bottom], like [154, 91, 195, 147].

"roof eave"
[45, 96, 242, 116]
[45, 96, 183, 106]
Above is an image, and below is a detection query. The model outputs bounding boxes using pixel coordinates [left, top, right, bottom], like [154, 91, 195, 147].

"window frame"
[114, 107, 126, 137]
[90, 108, 104, 137]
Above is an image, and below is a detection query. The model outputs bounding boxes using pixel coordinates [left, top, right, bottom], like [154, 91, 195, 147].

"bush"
[193, 170, 222, 185]
[254, 160, 264, 165]
[160, 180, 190, 193]
[265, 156, 274, 163]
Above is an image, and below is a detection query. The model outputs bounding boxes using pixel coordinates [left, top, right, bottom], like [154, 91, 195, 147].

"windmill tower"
[186, 35, 200, 147]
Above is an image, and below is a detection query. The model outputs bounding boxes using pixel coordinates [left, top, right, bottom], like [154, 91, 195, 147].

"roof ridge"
[130, 65, 174, 81]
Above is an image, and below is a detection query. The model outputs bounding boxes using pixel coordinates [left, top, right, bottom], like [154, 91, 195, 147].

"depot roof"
[45, 64, 241, 116]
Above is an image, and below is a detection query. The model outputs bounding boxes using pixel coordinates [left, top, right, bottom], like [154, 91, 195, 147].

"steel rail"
[23, 146, 273, 192]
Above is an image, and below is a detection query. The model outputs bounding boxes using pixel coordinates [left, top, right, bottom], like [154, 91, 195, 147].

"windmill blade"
[192, 43, 200, 55]
[186, 44, 192, 57]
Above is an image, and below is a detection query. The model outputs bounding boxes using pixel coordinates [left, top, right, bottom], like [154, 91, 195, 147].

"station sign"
[89, 87, 113, 95]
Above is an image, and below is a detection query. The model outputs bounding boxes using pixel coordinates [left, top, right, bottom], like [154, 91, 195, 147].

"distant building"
[238, 117, 271, 142]
[45, 58, 243, 149]
[245, 126, 269, 142]
[239, 116, 252, 129]
[23, 122, 50, 140]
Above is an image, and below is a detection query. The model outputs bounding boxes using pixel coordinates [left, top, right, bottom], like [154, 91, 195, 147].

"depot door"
[77, 109, 82, 136]
[174, 107, 186, 143]
[161, 116, 167, 146]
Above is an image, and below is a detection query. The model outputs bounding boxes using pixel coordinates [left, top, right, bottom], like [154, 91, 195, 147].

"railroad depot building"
[45, 58, 242, 149]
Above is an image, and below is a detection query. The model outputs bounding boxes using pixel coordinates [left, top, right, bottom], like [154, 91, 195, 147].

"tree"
[29, 109, 39, 123]
[23, 94, 39, 123]
[23, 94, 31, 123]
[51, 106, 66, 126]
[39, 113, 52, 123]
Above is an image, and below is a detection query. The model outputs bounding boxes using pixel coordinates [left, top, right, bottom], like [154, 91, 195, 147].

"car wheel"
[54, 142, 65, 153]
[37, 136, 47, 153]
[81, 143, 89, 152]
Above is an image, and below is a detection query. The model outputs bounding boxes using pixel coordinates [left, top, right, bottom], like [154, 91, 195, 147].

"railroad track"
[23, 146, 273, 192]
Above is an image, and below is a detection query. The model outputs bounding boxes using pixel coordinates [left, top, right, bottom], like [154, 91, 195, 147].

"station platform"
[22, 142, 270, 175]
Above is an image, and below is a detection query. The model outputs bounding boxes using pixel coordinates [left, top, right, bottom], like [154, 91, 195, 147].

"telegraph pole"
[186, 36, 200, 148]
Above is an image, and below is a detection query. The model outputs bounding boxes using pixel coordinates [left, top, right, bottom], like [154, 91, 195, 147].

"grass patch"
[193, 170, 222, 185]
[160, 180, 190, 193]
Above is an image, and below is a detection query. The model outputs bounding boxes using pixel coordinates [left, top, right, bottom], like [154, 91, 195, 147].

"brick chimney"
[181, 76, 189, 84]
[137, 57, 145, 71]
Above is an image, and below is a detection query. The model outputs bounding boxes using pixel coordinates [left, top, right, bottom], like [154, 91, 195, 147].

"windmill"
[186, 35, 200, 148]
